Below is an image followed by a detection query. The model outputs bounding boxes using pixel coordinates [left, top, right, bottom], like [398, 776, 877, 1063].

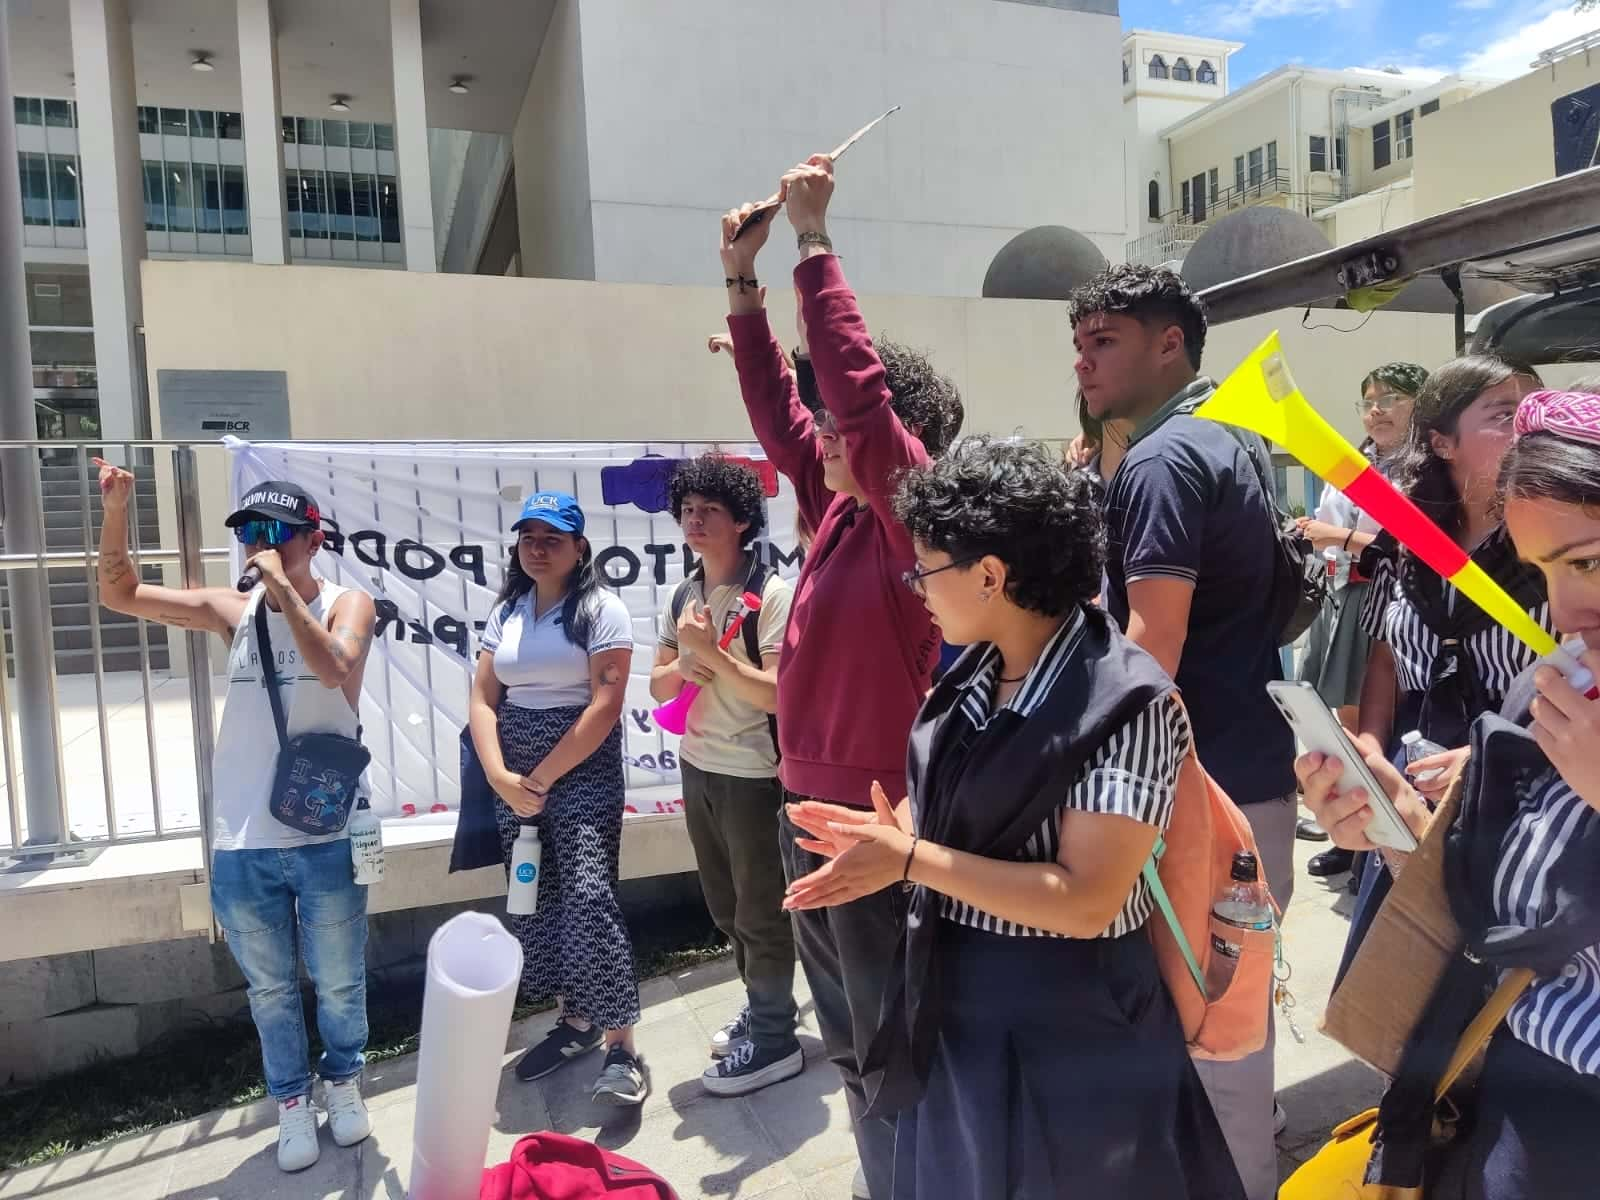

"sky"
[1120, 0, 1600, 86]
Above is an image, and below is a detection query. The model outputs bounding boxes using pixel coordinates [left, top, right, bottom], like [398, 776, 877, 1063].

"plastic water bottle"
[1204, 851, 1273, 1001]
[507, 824, 542, 916]
[1402, 729, 1450, 784]
[348, 796, 385, 884]
[1549, 636, 1599, 700]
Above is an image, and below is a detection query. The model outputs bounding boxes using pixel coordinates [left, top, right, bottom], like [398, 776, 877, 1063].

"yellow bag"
[1280, 969, 1534, 1199]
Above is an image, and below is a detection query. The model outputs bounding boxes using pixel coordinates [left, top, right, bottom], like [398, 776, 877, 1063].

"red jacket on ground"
[728, 253, 940, 808]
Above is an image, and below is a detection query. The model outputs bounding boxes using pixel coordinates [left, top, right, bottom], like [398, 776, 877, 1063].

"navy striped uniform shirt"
[1495, 768, 1600, 1076]
[1358, 557, 1553, 702]
[937, 609, 1193, 940]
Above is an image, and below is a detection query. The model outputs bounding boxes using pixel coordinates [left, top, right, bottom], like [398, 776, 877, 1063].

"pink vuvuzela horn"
[652, 590, 763, 735]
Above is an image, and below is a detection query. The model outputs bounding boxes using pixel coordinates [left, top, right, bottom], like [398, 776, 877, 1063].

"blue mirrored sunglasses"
[233, 518, 301, 548]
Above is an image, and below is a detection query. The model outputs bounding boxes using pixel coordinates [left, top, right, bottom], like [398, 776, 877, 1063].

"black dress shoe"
[1307, 847, 1355, 877]
[1296, 817, 1330, 843]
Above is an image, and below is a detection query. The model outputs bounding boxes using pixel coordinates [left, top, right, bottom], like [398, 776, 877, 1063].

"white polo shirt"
[481, 589, 634, 710]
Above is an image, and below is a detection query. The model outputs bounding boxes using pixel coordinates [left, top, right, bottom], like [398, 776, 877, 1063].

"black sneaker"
[1307, 847, 1354, 877]
[514, 1020, 603, 1081]
[591, 1044, 649, 1107]
[701, 1038, 805, 1097]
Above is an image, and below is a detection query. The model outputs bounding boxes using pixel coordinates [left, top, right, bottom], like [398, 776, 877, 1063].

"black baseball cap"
[225, 481, 323, 529]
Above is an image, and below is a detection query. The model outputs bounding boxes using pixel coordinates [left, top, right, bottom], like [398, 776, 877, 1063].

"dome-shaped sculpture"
[982, 226, 1109, 300]
[1179, 208, 1332, 293]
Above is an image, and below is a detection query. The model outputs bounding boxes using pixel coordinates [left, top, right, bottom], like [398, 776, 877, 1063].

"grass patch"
[0, 910, 729, 1170]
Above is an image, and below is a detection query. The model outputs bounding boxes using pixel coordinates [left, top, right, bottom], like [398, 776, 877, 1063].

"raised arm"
[720, 207, 834, 530]
[95, 460, 245, 640]
[783, 157, 930, 538]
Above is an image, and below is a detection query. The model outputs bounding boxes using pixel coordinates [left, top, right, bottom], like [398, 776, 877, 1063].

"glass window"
[378, 175, 400, 241]
[49, 155, 81, 227]
[1420, 98, 1440, 117]
[160, 107, 188, 136]
[330, 171, 355, 240]
[296, 117, 322, 146]
[1396, 110, 1414, 159]
[1309, 135, 1327, 173]
[1266, 140, 1278, 180]
[44, 99, 74, 128]
[282, 116, 297, 144]
[348, 121, 374, 149]
[323, 119, 349, 148]
[352, 173, 379, 241]
[1208, 167, 1218, 202]
[138, 105, 160, 134]
[1173, 57, 1193, 82]
[189, 110, 216, 139]
[1148, 54, 1168, 80]
[15, 97, 43, 126]
[300, 170, 327, 238]
[1197, 61, 1217, 85]
[1147, 180, 1160, 221]
[1247, 146, 1263, 187]
[1373, 119, 1391, 170]
[18, 152, 51, 226]
[1122, 59, 1129, 85]
[374, 124, 394, 151]
[285, 170, 302, 237]
[1234, 155, 1245, 193]
[1334, 135, 1347, 172]
[25, 265, 93, 326]
[1180, 179, 1191, 216]
[218, 111, 243, 139]
[222, 164, 248, 234]
[196, 162, 222, 233]
[166, 161, 194, 233]
[143, 161, 167, 231]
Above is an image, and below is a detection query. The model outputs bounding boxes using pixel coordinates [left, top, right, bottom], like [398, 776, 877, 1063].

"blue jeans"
[210, 841, 369, 1101]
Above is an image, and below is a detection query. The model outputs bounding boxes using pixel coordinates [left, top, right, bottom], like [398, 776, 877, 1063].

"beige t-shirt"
[657, 570, 793, 779]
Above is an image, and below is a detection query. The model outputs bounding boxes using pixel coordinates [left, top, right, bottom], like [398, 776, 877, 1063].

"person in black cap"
[94, 463, 378, 1175]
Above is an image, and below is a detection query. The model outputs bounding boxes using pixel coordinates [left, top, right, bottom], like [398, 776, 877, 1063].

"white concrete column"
[388, 0, 437, 271]
[68, 0, 147, 440]
[236, 0, 289, 265]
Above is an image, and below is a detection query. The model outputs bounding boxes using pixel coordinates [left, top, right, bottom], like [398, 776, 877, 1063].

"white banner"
[225, 440, 803, 824]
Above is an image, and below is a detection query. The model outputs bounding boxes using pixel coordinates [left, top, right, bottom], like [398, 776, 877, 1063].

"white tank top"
[211, 580, 369, 852]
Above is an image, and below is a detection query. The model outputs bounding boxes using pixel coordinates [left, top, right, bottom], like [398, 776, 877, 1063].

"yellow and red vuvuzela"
[1195, 332, 1557, 659]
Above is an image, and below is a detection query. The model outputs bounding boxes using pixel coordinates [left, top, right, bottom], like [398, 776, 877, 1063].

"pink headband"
[1514, 389, 1600, 447]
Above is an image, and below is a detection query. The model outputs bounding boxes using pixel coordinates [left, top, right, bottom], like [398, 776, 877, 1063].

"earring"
[979, 591, 991, 602]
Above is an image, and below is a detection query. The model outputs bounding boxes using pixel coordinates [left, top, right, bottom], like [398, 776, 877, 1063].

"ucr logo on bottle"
[516, 862, 537, 884]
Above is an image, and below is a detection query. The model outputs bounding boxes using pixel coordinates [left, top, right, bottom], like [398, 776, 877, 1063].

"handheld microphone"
[236, 564, 261, 593]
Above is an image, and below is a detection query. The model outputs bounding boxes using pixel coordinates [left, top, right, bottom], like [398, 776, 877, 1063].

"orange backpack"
[1142, 730, 1278, 1061]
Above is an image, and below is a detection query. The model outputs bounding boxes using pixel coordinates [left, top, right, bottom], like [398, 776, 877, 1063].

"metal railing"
[1128, 171, 1347, 265]
[0, 440, 231, 865]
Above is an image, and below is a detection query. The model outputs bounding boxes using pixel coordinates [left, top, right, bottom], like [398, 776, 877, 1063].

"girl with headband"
[1296, 382, 1600, 1197]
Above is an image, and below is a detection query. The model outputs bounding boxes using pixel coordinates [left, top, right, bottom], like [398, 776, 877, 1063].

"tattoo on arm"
[330, 624, 374, 668]
[102, 553, 133, 587]
[601, 662, 623, 686]
[157, 610, 196, 628]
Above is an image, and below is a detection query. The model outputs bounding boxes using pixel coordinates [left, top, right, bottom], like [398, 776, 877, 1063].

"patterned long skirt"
[492, 700, 640, 1030]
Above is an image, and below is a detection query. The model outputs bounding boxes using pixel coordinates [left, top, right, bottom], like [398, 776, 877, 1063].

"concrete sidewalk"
[0, 834, 1382, 1200]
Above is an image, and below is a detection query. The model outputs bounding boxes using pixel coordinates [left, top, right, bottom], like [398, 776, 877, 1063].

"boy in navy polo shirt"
[1068, 265, 1295, 1200]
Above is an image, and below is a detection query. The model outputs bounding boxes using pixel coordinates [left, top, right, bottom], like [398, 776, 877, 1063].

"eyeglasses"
[901, 556, 978, 598]
[233, 518, 301, 548]
[1356, 391, 1412, 415]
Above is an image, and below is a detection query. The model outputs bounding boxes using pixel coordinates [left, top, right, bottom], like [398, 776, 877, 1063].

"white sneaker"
[276, 1095, 321, 1172]
[322, 1077, 372, 1147]
[852, 1164, 871, 1198]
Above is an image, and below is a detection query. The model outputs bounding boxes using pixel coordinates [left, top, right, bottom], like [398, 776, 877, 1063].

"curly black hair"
[669, 454, 767, 543]
[1066, 264, 1208, 371]
[893, 436, 1105, 616]
[877, 337, 964, 457]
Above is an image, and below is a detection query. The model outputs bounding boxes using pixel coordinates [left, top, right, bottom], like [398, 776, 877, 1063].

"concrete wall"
[1168, 82, 1298, 203]
[546, 0, 1126, 295]
[512, 0, 595, 280]
[1412, 53, 1600, 219]
[1313, 178, 1416, 247]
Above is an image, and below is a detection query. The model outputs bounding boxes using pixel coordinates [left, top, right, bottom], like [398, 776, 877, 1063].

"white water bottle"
[1402, 729, 1450, 783]
[348, 797, 385, 885]
[507, 824, 542, 916]
[1204, 851, 1273, 1001]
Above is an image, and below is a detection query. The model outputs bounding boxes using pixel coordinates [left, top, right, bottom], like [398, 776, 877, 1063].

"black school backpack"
[670, 558, 781, 759]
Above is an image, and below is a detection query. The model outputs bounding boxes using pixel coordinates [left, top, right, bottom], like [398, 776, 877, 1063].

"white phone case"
[1267, 681, 1420, 853]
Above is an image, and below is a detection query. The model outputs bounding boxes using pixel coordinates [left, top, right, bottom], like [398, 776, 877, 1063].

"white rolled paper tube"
[409, 911, 524, 1200]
